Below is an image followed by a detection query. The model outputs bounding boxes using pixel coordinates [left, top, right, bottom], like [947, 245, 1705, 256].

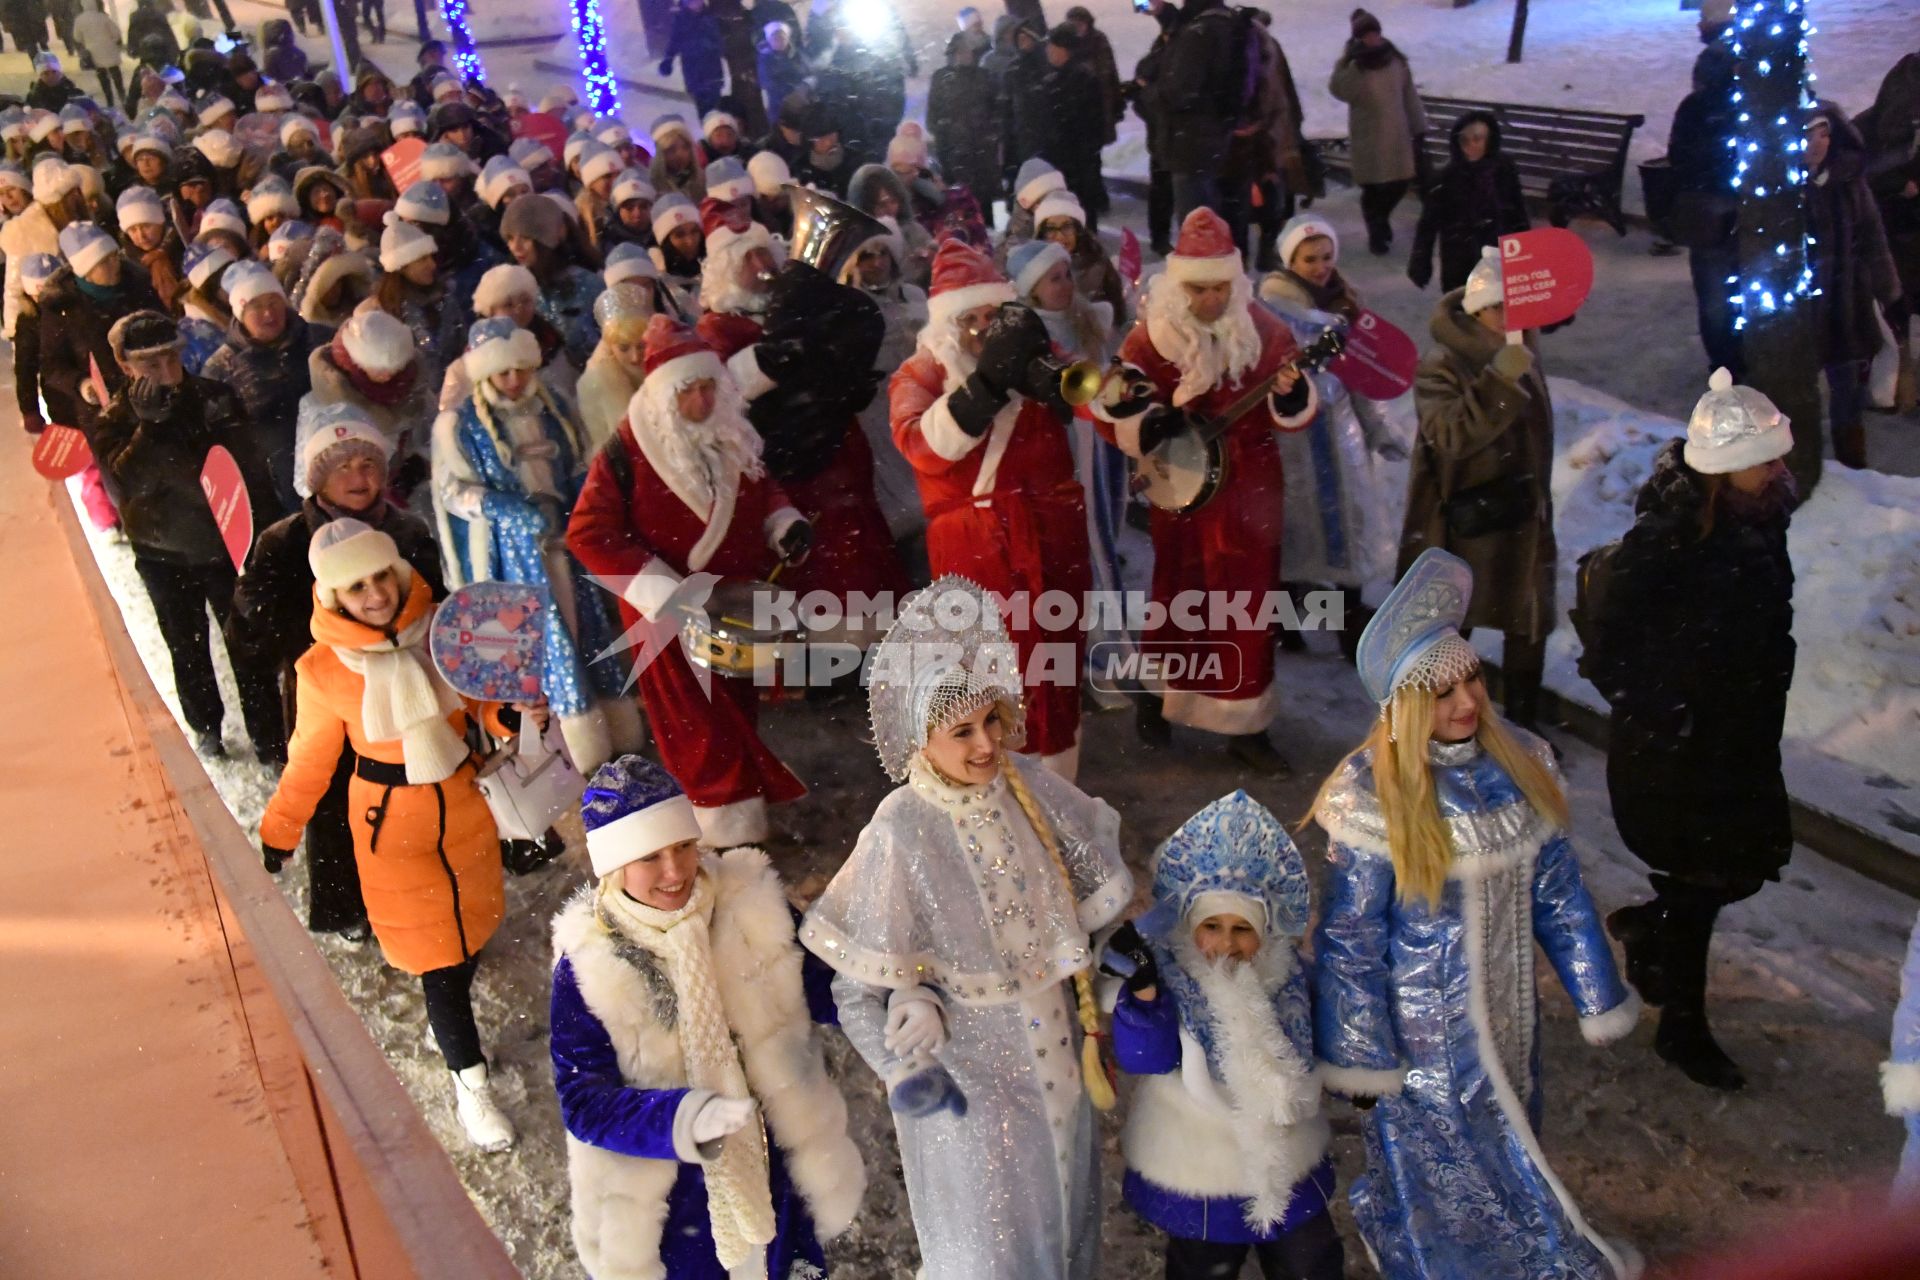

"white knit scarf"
[332, 611, 470, 784]
[599, 874, 777, 1276]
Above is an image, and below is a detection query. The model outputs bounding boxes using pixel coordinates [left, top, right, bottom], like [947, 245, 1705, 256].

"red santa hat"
[1165, 208, 1245, 286]
[925, 239, 1015, 332]
[639, 313, 725, 398]
[700, 194, 766, 259]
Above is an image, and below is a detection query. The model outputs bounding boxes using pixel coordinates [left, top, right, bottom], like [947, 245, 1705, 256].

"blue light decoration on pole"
[440, 0, 487, 84]
[1724, 0, 1818, 333]
[570, 0, 622, 117]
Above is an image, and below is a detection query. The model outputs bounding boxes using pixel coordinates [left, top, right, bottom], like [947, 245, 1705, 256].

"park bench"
[1314, 93, 1646, 235]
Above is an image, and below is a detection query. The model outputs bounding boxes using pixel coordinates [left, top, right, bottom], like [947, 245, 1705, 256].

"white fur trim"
[1032, 192, 1085, 230]
[199, 209, 248, 240]
[65, 233, 115, 280]
[651, 201, 699, 242]
[670, 1088, 720, 1162]
[586, 795, 705, 877]
[1277, 217, 1338, 273]
[1315, 1062, 1407, 1096]
[969, 396, 1021, 496]
[725, 343, 777, 402]
[764, 504, 804, 549]
[1017, 169, 1066, 209]
[925, 280, 1014, 332]
[706, 218, 770, 262]
[1124, 1065, 1331, 1201]
[420, 150, 477, 180]
[917, 390, 988, 463]
[472, 263, 538, 316]
[1156, 682, 1279, 737]
[1885, 1061, 1920, 1115]
[693, 795, 769, 848]
[642, 350, 724, 400]
[1270, 376, 1319, 431]
[1578, 991, 1643, 1047]
[1076, 867, 1130, 934]
[463, 328, 542, 385]
[622, 557, 685, 622]
[1108, 409, 1146, 459]
[1165, 251, 1245, 286]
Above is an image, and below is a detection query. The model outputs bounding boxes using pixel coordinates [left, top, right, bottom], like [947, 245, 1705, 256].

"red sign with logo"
[199, 445, 254, 571]
[31, 424, 92, 479]
[512, 112, 570, 165]
[381, 136, 428, 192]
[1498, 227, 1595, 333]
[1328, 309, 1419, 400]
[1117, 228, 1142, 288]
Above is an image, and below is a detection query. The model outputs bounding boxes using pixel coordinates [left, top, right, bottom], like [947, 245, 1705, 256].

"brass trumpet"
[1036, 356, 1113, 408]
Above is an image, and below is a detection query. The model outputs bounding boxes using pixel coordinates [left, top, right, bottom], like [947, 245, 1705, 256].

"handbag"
[475, 721, 586, 843]
[1443, 471, 1538, 539]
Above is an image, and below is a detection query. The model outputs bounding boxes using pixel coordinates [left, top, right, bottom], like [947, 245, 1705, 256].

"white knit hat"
[194, 128, 243, 169]
[1684, 367, 1793, 475]
[747, 150, 790, 198]
[1462, 245, 1504, 315]
[226, 262, 286, 312]
[379, 213, 438, 271]
[472, 262, 539, 315]
[309, 518, 406, 610]
[1032, 191, 1085, 232]
[340, 309, 417, 376]
[1276, 214, 1339, 272]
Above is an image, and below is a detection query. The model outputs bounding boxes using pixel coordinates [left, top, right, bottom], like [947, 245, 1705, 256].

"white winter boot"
[451, 1062, 516, 1152]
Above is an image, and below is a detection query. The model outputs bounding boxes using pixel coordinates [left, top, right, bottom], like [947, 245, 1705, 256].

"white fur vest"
[550, 848, 866, 1280]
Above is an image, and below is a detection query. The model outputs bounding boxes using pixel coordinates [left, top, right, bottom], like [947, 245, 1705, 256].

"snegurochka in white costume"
[1311, 547, 1643, 1279]
[801, 575, 1133, 1280]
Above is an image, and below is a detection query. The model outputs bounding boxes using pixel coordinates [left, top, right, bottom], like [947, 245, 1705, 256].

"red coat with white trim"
[1101, 303, 1317, 736]
[565, 418, 807, 826]
[890, 350, 1091, 766]
[699, 309, 909, 637]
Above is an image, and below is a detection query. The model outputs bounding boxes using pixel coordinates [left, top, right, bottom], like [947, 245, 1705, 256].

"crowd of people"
[6, 3, 1920, 1279]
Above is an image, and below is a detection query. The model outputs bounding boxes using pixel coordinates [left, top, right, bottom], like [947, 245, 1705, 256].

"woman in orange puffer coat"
[260, 518, 531, 1153]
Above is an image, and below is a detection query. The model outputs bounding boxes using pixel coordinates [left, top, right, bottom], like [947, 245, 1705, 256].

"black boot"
[1653, 904, 1746, 1091]
[1135, 695, 1172, 748]
[1606, 901, 1672, 1005]
[1227, 731, 1291, 777]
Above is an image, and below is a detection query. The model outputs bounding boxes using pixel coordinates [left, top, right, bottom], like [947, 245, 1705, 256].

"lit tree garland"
[570, 0, 622, 117]
[440, 0, 487, 84]
[1725, 0, 1817, 331]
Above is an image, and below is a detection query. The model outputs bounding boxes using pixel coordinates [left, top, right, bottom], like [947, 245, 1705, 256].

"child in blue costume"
[1108, 789, 1345, 1280]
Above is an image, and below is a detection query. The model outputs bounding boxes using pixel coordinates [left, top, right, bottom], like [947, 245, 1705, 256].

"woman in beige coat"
[1398, 247, 1556, 731]
[1328, 8, 1427, 256]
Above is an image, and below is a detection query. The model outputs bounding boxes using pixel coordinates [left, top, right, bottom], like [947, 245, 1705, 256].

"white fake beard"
[1143, 271, 1262, 408]
[635, 372, 766, 511]
[698, 248, 772, 318]
[915, 316, 978, 394]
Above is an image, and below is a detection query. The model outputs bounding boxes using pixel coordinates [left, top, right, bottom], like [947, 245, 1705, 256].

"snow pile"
[1545, 378, 1920, 794]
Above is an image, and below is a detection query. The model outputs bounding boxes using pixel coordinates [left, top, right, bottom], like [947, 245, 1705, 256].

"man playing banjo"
[1095, 208, 1318, 774]
[566, 314, 811, 846]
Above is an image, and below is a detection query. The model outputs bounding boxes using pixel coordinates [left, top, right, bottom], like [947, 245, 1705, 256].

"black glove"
[946, 371, 1008, 438]
[1269, 370, 1312, 418]
[128, 375, 178, 420]
[974, 303, 1051, 397]
[1351, 1095, 1377, 1111]
[658, 58, 674, 76]
[1135, 403, 1187, 455]
[749, 337, 807, 386]
[262, 842, 294, 874]
[778, 517, 813, 564]
[1100, 921, 1162, 994]
[1406, 260, 1431, 290]
[1101, 364, 1156, 421]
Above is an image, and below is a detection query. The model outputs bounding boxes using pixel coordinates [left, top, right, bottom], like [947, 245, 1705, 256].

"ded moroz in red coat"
[565, 316, 806, 848]
[1097, 210, 1317, 737]
[889, 241, 1092, 778]
[697, 250, 908, 647]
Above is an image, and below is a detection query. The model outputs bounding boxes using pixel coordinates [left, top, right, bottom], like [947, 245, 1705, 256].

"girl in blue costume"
[1310, 547, 1642, 1280]
[1108, 789, 1345, 1280]
[432, 316, 641, 774]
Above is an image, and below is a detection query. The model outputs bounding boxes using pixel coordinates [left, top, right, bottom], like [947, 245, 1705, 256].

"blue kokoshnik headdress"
[1354, 547, 1479, 706]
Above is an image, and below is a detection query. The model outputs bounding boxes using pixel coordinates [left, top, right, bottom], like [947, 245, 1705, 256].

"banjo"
[1133, 327, 1349, 514]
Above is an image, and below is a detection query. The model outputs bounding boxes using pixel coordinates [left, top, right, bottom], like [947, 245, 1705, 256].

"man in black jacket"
[1139, 0, 1239, 224]
[34, 230, 161, 448]
[93, 311, 285, 761]
[227, 411, 444, 933]
[1128, 0, 1184, 254]
[1037, 23, 1106, 229]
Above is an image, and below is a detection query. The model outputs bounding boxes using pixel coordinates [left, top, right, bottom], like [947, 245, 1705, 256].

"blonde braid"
[999, 755, 1118, 1112]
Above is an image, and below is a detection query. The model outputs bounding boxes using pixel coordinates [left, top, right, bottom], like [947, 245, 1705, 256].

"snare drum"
[678, 578, 801, 677]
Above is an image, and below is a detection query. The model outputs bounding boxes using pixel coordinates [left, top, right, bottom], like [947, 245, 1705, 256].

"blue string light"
[569, 0, 622, 117]
[1725, 0, 1818, 332]
[441, 0, 486, 83]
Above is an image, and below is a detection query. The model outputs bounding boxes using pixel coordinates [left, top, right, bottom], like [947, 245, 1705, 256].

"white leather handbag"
[476, 722, 585, 843]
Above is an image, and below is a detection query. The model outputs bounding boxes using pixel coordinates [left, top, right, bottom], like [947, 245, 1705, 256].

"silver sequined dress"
[803, 754, 1132, 1280]
[1312, 735, 1637, 1280]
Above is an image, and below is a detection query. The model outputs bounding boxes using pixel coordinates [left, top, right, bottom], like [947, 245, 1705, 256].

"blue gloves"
[889, 1061, 968, 1119]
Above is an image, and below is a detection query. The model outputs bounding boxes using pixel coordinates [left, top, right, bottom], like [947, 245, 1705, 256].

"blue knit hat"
[1013, 157, 1064, 209]
[395, 178, 450, 225]
[183, 240, 236, 291]
[582, 755, 703, 875]
[1007, 238, 1068, 300]
[19, 251, 60, 298]
[57, 222, 117, 279]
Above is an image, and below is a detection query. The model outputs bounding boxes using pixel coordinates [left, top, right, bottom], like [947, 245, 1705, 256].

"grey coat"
[1328, 50, 1427, 186]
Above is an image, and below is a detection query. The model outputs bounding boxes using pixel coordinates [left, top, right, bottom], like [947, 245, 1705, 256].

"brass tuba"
[784, 183, 891, 282]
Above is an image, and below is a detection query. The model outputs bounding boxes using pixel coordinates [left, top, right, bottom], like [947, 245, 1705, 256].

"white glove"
[884, 994, 948, 1059]
[690, 1095, 756, 1145]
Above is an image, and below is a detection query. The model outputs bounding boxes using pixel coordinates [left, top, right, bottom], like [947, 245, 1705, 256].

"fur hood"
[1427, 287, 1507, 370]
[551, 848, 865, 1280]
[298, 248, 377, 325]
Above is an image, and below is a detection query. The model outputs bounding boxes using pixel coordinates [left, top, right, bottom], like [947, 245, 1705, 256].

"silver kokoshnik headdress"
[866, 575, 1026, 781]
